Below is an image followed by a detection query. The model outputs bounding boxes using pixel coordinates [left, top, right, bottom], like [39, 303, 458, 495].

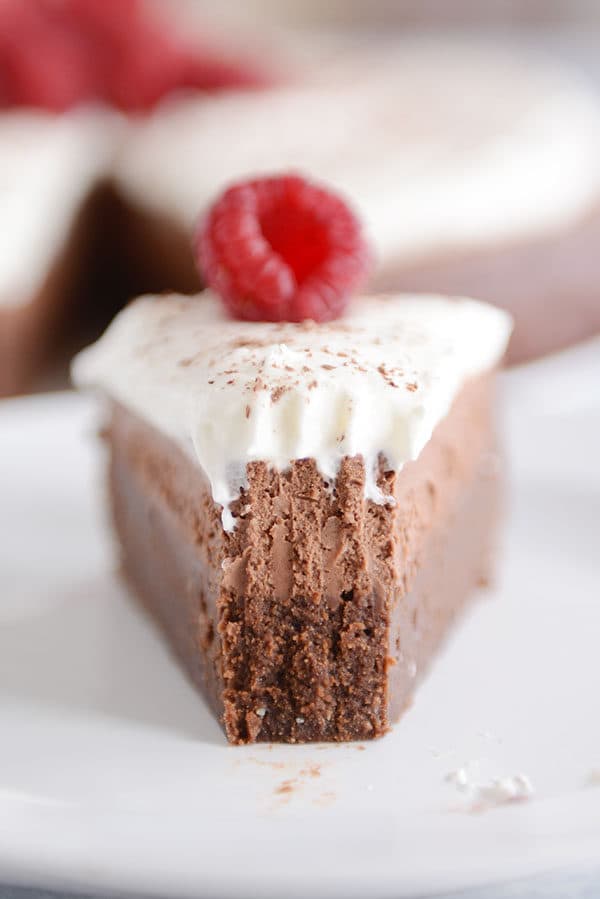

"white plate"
[1, 341, 599, 899]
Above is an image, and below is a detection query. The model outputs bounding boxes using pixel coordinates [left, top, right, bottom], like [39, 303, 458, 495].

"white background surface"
[0, 340, 599, 899]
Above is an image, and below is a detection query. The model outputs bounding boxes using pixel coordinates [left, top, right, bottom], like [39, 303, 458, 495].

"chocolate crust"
[107, 373, 500, 744]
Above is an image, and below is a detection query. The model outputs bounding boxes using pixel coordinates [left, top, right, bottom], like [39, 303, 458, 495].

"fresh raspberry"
[196, 175, 372, 322]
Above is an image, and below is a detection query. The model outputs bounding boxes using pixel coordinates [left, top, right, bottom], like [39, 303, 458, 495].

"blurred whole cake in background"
[0, 0, 270, 397]
[2, 0, 600, 396]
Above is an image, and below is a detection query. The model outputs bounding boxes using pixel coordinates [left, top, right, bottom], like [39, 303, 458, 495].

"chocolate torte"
[73, 291, 512, 743]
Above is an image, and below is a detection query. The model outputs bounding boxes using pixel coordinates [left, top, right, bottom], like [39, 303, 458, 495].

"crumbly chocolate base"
[107, 374, 499, 744]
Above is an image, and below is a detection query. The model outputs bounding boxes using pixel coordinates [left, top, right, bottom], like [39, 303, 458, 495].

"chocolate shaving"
[271, 385, 290, 403]
[377, 364, 399, 389]
[228, 337, 268, 349]
[249, 376, 267, 393]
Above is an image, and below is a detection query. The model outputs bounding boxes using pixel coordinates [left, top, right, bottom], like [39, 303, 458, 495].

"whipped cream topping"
[114, 40, 600, 268]
[0, 109, 123, 309]
[72, 292, 512, 530]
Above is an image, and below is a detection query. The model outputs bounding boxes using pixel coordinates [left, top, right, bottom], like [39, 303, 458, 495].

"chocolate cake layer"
[107, 373, 499, 744]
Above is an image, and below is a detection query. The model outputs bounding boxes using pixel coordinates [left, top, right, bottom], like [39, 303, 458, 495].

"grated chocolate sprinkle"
[271, 385, 290, 403]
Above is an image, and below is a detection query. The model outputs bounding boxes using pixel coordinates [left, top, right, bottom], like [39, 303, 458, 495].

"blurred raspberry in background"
[0, 0, 268, 113]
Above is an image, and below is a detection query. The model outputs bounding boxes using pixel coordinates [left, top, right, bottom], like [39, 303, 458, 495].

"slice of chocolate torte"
[73, 175, 512, 743]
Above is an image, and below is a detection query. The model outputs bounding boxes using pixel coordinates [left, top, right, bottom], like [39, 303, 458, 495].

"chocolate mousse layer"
[107, 373, 499, 744]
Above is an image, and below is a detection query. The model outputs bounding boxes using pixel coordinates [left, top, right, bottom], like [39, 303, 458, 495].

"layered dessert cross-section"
[73, 292, 512, 743]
